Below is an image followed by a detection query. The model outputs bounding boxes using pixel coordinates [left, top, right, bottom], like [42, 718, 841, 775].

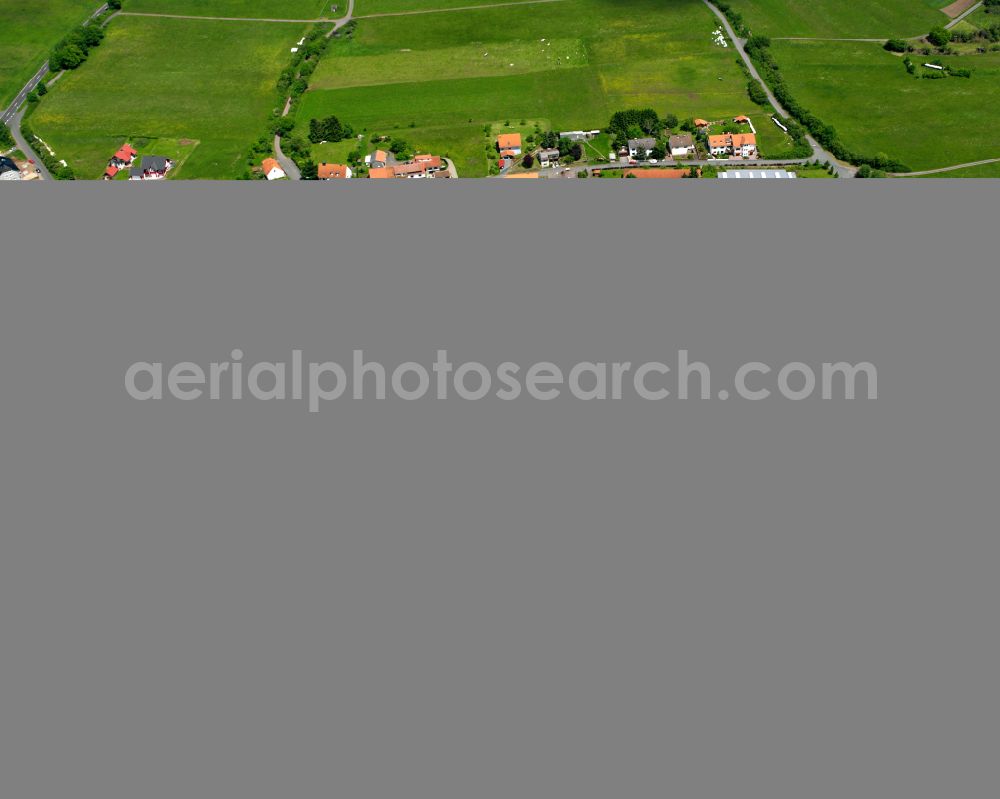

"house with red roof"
[318, 162, 352, 179]
[109, 144, 137, 168]
[261, 158, 286, 180]
[497, 132, 522, 157]
[708, 132, 757, 159]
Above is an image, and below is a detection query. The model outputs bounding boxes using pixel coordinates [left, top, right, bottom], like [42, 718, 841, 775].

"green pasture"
[722, 0, 951, 38]
[300, 0, 756, 175]
[0, 0, 97, 109]
[124, 0, 331, 18]
[29, 16, 298, 178]
[354, 0, 554, 14]
[771, 39, 1000, 171]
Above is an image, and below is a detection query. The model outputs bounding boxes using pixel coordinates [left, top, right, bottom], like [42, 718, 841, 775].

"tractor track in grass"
[892, 157, 1000, 177]
[117, 0, 565, 26]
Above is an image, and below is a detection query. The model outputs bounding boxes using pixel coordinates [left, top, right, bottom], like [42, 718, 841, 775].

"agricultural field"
[297, 0, 756, 176]
[29, 16, 300, 178]
[125, 0, 333, 17]
[769, 39, 1000, 171]
[0, 0, 97, 109]
[723, 0, 952, 38]
[355, 0, 549, 13]
[959, 4, 1000, 31]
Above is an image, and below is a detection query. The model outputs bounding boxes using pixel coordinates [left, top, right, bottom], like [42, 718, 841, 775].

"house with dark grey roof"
[0, 156, 22, 180]
[669, 134, 696, 158]
[537, 148, 560, 167]
[627, 137, 657, 159]
[128, 155, 174, 181]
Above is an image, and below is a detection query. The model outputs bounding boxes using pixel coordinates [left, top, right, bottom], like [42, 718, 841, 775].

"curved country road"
[712, 0, 997, 177]
[2, 3, 108, 180]
[701, 0, 856, 177]
[7, 107, 53, 181]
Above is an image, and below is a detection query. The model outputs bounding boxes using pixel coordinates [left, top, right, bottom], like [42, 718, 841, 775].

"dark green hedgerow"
[241, 24, 343, 179]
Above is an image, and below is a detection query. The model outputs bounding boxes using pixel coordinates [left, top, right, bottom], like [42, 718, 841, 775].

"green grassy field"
[355, 0, 552, 13]
[962, 5, 1000, 30]
[770, 40, 1000, 171]
[30, 16, 299, 179]
[723, 0, 950, 38]
[0, 0, 97, 109]
[125, 0, 331, 17]
[299, 0, 756, 176]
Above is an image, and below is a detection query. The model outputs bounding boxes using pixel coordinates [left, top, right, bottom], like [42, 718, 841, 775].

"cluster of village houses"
[253, 114, 760, 181]
[624, 117, 758, 162]
[493, 117, 758, 170]
[367, 151, 448, 179]
[261, 151, 447, 180]
[103, 143, 174, 180]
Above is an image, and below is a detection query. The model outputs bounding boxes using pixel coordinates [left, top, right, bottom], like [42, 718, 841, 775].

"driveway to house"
[701, 0, 856, 177]
[273, 0, 355, 180]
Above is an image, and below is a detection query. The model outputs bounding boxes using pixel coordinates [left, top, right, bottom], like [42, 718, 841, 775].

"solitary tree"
[927, 27, 950, 48]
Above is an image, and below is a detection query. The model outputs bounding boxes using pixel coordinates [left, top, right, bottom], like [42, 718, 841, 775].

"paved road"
[273, 0, 355, 180]
[273, 98, 301, 180]
[1, 62, 50, 125]
[708, 0, 1000, 176]
[2, 3, 107, 179]
[702, 0, 856, 177]
[8, 107, 53, 181]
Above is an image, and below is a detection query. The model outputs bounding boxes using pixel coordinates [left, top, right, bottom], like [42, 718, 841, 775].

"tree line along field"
[22, 0, 996, 178]
[722, 0, 953, 39]
[0, 0, 97, 109]
[296, 0, 757, 176]
[29, 16, 300, 179]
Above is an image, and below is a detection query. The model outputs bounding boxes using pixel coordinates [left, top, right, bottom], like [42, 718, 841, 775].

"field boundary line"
[945, 1, 983, 28]
[355, 0, 566, 20]
[892, 156, 1000, 176]
[772, 37, 891, 42]
[119, 12, 332, 23]
[117, 0, 565, 26]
